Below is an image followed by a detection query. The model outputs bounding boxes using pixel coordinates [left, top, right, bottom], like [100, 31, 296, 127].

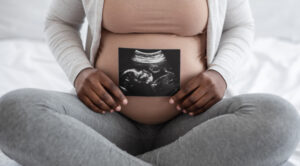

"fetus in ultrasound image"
[119, 47, 180, 96]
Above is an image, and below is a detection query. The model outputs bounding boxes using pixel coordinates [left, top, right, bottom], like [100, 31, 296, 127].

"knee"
[237, 93, 300, 126]
[0, 88, 49, 127]
[239, 93, 300, 155]
[255, 93, 300, 128]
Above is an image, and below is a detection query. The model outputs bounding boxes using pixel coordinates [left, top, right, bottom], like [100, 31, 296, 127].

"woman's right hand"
[74, 68, 128, 114]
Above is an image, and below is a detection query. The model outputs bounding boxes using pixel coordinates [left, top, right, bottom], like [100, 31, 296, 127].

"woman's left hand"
[169, 70, 227, 116]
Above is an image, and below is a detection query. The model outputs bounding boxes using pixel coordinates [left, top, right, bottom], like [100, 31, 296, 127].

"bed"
[1, 0, 300, 165]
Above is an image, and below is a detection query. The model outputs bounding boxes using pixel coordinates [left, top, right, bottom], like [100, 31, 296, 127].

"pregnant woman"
[0, 0, 299, 166]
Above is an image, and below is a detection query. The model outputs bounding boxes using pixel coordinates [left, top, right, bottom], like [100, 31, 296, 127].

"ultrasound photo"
[119, 47, 180, 96]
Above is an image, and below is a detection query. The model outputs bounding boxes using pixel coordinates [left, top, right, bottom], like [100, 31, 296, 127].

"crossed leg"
[137, 93, 300, 166]
[0, 88, 152, 166]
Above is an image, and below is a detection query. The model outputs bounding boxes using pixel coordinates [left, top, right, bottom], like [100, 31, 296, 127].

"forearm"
[208, 0, 255, 88]
[44, 0, 93, 86]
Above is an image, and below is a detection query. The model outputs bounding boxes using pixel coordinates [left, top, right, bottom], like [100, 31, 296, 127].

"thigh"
[0, 88, 144, 155]
[153, 93, 300, 150]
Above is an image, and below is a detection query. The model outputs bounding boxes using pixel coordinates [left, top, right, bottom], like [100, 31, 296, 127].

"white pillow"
[0, 0, 52, 40]
[250, 0, 300, 42]
[0, 0, 88, 42]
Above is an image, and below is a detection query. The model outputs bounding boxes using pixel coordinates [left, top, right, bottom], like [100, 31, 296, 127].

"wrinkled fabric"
[0, 88, 299, 166]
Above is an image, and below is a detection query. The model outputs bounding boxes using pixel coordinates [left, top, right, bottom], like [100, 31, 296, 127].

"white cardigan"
[44, 0, 255, 97]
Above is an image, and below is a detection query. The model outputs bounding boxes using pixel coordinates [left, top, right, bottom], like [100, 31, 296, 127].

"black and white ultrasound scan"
[118, 47, 180, 96]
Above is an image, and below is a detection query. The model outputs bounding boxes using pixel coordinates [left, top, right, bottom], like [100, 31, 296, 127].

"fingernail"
[110, 109, 114, 113]
[102, 111, 106, 114]
[115, 105, 121, 112]
[189, 112, 194, 116]
[169, 98, 174, 104]
[123, 99, 128, 105]
[176, 105, 181, 111]
[183, 109, 187, 113]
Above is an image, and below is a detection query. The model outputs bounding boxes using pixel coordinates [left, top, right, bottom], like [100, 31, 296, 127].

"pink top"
[101, 0, 209, 36]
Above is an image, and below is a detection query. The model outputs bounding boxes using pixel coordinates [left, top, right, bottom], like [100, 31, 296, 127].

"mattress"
[0, 37, 299, 165]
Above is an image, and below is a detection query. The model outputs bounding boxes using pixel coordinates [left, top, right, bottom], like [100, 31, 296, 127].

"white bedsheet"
[0, 37, 300, 165]
[0, 39, 74, 95]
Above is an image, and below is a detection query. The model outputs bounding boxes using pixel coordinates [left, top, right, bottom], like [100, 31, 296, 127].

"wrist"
[206, 69, 227, 90]
[74, 67, 94, 88]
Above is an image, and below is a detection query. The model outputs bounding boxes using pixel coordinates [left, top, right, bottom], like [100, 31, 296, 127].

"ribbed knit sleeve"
[208, 0, 255, 88]
[44, 0, 93, 86]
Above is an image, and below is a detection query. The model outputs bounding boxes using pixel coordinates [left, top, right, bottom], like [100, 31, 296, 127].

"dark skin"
[169, 69, 227, 116]
[74, 68, 227, 116]
[74, 68, 128, 114]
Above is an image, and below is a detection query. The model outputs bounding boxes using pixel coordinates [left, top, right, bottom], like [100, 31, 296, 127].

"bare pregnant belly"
[95, 29, 207, 124]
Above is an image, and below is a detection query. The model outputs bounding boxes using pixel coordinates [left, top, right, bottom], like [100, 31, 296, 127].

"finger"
[87, 88, 112, 111]
[184, 92, 214, 114]
[97, 85, 122, 112]
[81, 95, 107, 114]
[180, 86, 208, 110]
[169, 76, 201, 105]
[191, 98, 217, 116]
[98, 72, 128, 105]
[90, 82, 119, 111]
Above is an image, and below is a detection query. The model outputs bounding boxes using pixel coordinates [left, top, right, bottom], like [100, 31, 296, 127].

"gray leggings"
[0, 88, 299, 166]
